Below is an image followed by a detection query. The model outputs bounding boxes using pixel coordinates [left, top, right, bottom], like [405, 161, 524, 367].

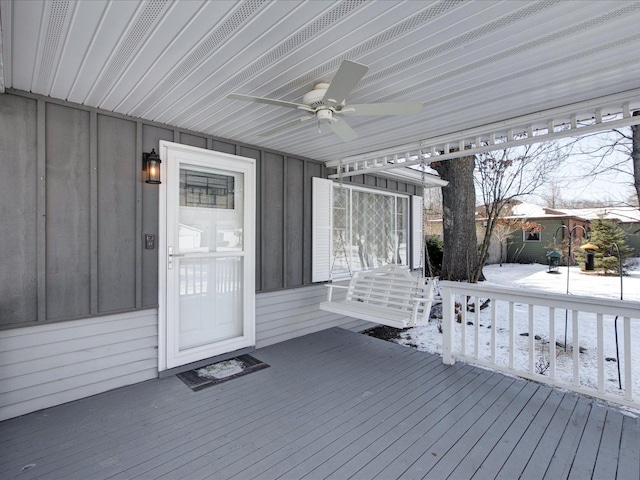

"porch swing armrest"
[325, 283, 349, 301]
[410, 296, 431, 302]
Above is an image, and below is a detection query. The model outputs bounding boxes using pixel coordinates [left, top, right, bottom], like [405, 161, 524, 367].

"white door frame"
[157, 141, 256, 371]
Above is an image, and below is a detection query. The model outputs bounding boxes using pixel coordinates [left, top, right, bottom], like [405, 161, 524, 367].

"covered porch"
[1, 327, 638, 480]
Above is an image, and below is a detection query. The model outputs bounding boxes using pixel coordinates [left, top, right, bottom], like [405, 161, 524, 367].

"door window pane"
[178, 168, 244, 253]
[178, 257, 243, 351]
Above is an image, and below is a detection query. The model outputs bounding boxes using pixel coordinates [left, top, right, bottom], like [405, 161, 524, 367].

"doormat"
[177, 355, 269, 391]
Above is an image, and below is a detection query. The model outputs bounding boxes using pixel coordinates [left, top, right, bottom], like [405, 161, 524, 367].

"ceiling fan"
[227, 60, 423, 142]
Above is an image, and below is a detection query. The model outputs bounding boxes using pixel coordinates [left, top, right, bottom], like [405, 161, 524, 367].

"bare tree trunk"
[432, 156, 481, 282]
[632, 111, 640, 206]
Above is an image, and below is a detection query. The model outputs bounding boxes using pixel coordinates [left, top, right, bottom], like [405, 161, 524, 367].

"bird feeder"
[580, 242, 599, 271]
[546, 250, 562, 273]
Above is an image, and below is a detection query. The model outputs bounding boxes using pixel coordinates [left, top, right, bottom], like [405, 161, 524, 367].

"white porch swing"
[319, 162, 436, 329]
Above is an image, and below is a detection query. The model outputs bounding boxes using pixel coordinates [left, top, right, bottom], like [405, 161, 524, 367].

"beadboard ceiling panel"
[3, 0, 640, 165]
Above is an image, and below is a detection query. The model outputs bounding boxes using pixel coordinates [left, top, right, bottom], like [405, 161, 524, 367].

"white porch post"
[441, 283, 455, 365]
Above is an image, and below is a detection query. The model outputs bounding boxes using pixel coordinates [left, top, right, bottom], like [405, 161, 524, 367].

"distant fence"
[440, 281, 640, 409]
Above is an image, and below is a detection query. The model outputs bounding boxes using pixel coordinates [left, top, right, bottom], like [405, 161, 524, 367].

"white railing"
[440, 280, 640, 409]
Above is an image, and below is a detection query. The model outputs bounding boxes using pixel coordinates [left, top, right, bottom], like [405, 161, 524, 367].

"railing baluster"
[573, 310, 580, 387]
[474, 296, 480, 360]
[491, 299, 496, 365]
[549, 307, 556, 381]
[509, 302, 515, 370]
[529, 304, 535, 375]
[597, 313, 604, 393]
[624, 317, 632, 401]
[461, 295, 467, 357]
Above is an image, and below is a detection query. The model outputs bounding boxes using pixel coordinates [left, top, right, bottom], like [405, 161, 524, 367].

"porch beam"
[327, 88, 640, 179]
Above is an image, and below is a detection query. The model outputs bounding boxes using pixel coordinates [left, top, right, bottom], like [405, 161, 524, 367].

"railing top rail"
[439, 280, 640, 319]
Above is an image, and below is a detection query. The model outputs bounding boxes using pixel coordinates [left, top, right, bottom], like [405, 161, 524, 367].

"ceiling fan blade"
[258, 116, 313, 137]
[341, 102, 423, 116]
[328, 117, 358, 142]
[322, 60, 368, 107]
[228, 93, 310, 111]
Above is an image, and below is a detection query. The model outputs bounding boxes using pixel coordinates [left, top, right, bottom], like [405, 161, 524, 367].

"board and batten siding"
[0, 90, 419, 329]
[0, 310, 157, 422]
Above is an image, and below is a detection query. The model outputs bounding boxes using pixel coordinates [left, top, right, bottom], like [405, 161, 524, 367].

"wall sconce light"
[143, 149, 161, 184]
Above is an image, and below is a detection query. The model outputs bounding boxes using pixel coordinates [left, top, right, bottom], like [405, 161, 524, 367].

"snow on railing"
[440, 280, 640, 409]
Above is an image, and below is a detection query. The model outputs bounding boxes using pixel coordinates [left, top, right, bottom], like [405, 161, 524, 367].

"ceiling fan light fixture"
[317, 109, 334, 123]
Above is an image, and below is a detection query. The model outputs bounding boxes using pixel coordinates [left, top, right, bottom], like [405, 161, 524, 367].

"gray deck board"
[171, 353, 446, 479]
[420, 380, 532, 479]
[495, 389, 565, 479]
[519, 393, 580, 479]
[351, 372, 505, 479]
[126, 345, 434, 479]
[568, 403, 607, 480]
[400, 378, 522, 479]
[617, 415, 640, 480]
[0, 327, 637, 480]
[300, 365, 480, 480]
[592, 410, 623, 480]
[470, 385, 551, 479]
[415, 380, 540, 479]
[540, 395, 593, 479]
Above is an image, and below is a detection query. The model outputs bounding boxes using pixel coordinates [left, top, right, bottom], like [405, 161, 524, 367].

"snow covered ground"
[398, 261, 640, 404]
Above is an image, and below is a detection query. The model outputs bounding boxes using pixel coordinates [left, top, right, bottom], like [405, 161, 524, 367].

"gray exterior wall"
[0, 90, 418, 329]
[0, 90, 411, 420]
[0, 309, 157, 421]
[255, 284, 369, 348]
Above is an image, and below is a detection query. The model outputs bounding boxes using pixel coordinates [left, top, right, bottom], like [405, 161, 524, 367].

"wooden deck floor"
[0, 327, 638, 480]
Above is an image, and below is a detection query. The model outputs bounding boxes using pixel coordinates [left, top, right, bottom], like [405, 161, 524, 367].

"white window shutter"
[411, 195, 424, 269]
[312, 177, 333, 282]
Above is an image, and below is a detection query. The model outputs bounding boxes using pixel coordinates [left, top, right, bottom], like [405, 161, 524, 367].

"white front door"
[159, 141, 255, 370]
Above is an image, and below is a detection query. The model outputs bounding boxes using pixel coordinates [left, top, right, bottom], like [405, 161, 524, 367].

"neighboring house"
[426, 201, 592, 265]
[475, 202, 640, 265]
[559, 207, 640, 256]
[491, 202, 590, 265]
[502, 204, 640, 263]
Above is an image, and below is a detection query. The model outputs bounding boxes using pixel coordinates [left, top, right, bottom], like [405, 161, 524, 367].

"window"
[523, 228, 541, 242]
[312, 178, 421, 282]
[331, 184, 408, 276]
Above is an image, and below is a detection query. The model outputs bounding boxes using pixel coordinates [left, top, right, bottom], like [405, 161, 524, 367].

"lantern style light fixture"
[143, 149, 161, 184]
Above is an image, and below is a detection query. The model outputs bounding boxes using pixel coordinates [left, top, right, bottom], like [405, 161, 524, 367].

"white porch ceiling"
[3, 0, 640, 171]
